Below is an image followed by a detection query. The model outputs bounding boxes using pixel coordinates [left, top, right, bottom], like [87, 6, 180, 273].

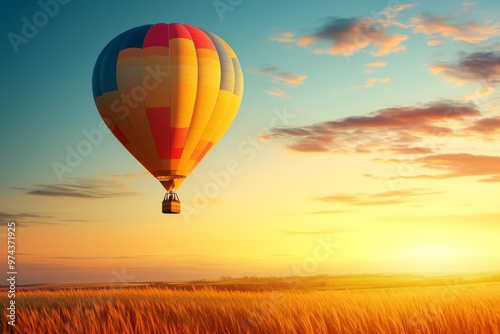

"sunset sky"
[1, 0, 500, 285]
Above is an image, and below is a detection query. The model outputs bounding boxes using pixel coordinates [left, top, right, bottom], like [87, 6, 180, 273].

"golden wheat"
[1, 283, 499, 334]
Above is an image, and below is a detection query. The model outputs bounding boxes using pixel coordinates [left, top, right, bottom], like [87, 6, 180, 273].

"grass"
[1, 279, 500, 333]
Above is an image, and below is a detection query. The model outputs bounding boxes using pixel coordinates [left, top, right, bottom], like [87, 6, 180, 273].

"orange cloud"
[370, 33, 408, 56]
[297, 35, 317, 47]
[273, 72, 307, 86]
[264, 101, 481, 154]
[270, 32, 295, 43]
[394, 4, 418, 12]
[297, 17, 408, 57]
[364, 61, 387, 68]
[412, 14, 500, 43]
[463, 86, 495, 100]
[412, 154, 500, 180]
[249, 67, 306, 86]
[265, 87, 286, 98]
[365, 77, 391, 87]
[427, 40, 443, 46]
[466, 117, 500, 133]
[317, 189, 442, 206]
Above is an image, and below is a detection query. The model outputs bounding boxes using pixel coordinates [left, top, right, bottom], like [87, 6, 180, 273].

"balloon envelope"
[92, 23, 243, 191]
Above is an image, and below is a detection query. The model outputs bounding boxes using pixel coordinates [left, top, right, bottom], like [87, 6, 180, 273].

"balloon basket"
[162, 192, 181, 214]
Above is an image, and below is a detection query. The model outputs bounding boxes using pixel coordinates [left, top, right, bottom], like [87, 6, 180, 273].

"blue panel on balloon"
[121, 25, 152, 49]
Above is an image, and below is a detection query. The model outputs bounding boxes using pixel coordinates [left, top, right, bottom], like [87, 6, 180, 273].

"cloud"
[265, 87, 286, 98]
[273, 72, 307, 86]
[409, 154, 500, 180]
[17, 178, 136, 199]
[461, 1, 478, 12]
[363, 62, 387, 73]
[364, 77, 391, 87]
[278, 229, 343, 235]
[480, 175, 500, 183]
[0, 212, 61, 226]
[249, 66, 278, 75]
[264, 101, 480, 154]
[249, 66, 307, 86]
[110, 171, 149, 179]
[466, 117, 500, 133]
[316, 189, 442, 206]
[297, 17, 408, 57]
[427, 39, 443, 46]
[412, 13, 500, 43]
[308, 210, 348, 215]
[0, 212, 48, 220]
[364, 61, 387, 68]
[270, 32, 295, 43]
[430, 51, 500, 86]
[394, 4, 418, 12]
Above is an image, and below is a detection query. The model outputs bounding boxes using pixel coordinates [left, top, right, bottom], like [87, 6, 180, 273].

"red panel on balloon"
[184, 25, 216, 50]
[146, 107, 171, 159]
[143, 24, 170, 48]
[171, 148, 183, 159]
[110, 124, 130, 146]
[171, 128, 189, 148]
[168, 23, 192, 40]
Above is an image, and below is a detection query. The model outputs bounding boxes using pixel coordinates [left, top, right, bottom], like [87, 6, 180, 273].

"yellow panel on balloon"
[212, 96, 242, 142]
[142, 46, 168, 57]
[170, 38, 196, 55]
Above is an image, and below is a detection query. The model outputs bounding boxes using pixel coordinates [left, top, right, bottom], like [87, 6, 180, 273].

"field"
[1, 274, 500, 334]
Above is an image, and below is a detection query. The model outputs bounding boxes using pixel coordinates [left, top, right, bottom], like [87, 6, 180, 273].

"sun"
[398, 245, 476, 273]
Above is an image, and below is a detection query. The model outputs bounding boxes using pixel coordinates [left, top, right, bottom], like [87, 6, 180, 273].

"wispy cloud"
[363, 61, 387, 73]
[248, 66, 278, 75]
[297, 17, 408, 57]
[270, 32, 295, 43]
[273, 72, 307, 86]
[249, 66, 307, 87]
[278, 229, 344, 235]
[461, 1, 478, 13]
[427, 39, 443, 46]
[364, 61, 387, 68]
[308, 210, 348, 215]
[0, 212, 49, 221]
[0, 212, 61, 226]
[265, 87, 286, 98]
[364, 77, 392, 87]
[394, 4, 419, 13]
[16, 177, 137, 199]
[402, 154, 500, 181]
[264, 101, 480, 154]
[316, 189, 443, 206]
[412, 13, 500, 44]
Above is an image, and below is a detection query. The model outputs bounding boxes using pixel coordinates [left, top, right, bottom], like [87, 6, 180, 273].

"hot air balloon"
[92, 23, 243, 214]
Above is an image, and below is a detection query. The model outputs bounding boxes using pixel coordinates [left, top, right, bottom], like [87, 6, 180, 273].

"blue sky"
[1, 0, 500, 284]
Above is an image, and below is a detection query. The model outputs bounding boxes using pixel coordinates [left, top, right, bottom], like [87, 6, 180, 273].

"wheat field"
[1, 283, 499, 334]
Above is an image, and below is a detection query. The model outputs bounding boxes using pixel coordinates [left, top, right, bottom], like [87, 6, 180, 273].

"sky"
[1, 0, 500, 285]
